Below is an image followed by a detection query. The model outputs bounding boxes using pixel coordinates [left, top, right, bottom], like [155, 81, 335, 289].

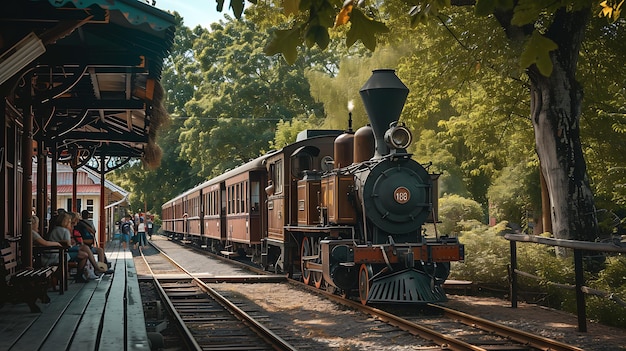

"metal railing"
[504, 234, 626, 332]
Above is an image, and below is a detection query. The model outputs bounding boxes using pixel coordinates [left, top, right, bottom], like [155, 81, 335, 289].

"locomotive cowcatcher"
[162, 69, 464, 304]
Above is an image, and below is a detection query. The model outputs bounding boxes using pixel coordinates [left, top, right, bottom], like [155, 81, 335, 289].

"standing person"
[120, 216, 133, 250]
[147, 216, 154, 240]
[133, 213, 140, 234]
[136, 217, 147, 249]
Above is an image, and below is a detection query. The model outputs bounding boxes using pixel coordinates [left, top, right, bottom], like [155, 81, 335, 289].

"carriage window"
[214, 191, 219, 215]
[244, 181, 248, 213]
[275, 160, 283, 194]
[228, 186, 233, 214]
[251, 181, 260, 212]
[292, 154, 312, 178]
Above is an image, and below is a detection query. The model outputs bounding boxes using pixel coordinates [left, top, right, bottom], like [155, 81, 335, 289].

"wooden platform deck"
[0, 240, 150, 351]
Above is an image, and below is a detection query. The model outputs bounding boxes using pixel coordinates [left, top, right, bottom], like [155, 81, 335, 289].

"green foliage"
[578, 17, 626, 206]
[449, 221, 511, 285]
[412, 130, 470, 197]
[450, 221, 626, 328]
[216, 0, 246, 18]
[305, 48, 405, 131]
[587, 256, 626, 327]
[438, 194, 485, 235]
[179, 18, 325, 178]
[474, 0, 514, 17]
[265, 26, 304, 64]
[270, 117, 320, 149]
[392, 9, 534, 206]
[487, 162, 541, 231]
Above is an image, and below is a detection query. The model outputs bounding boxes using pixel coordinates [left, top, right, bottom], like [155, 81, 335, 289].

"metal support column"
[36, 140, 47, 234]
[99, 153, 106, 247]
[21, 76, 34, 266]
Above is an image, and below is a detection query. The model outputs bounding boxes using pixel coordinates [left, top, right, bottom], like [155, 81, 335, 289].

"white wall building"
[32, 161, 129, 240]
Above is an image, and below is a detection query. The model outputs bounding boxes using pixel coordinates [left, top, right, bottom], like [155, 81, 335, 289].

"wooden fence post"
[574, 249, 587, 332]
[510, 240, 518, 308]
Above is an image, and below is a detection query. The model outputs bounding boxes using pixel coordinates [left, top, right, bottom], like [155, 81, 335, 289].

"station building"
[31, 160, 130, 240]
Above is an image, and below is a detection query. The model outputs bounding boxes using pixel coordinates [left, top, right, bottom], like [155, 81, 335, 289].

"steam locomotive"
[162, 69, 464, 304]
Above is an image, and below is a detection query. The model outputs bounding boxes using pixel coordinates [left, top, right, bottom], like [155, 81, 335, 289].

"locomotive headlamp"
[384, 122, 412, 150]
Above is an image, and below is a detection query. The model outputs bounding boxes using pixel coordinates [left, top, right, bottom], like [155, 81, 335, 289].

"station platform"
[0, 240, 151, 351]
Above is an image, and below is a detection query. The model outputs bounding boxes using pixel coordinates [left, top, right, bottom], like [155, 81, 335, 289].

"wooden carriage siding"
[0, 240, 151, 351]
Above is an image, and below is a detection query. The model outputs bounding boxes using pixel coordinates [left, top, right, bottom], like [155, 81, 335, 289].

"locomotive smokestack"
[359, 69, 409, 158]
[347, 100, 354, 132]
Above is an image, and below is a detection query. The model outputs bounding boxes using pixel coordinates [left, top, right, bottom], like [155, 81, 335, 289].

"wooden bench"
[1, 246, 58, 313]
[33, 246, 68, 294]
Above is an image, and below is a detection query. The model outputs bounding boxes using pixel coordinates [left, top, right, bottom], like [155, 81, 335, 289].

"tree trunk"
[539, 167, 551, 234]
[528, 8, 597, 242]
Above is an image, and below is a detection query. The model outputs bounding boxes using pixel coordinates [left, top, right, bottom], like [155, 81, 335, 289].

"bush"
[586, 256, 626, 328]
[449, 221, 510, 286]
[438, 194, 484, 235]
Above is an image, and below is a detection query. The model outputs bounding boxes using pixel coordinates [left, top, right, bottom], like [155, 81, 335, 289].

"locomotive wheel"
[301, 236, 312, 285]
[358, 264, 373, 305]
[313, 272, 323, 289]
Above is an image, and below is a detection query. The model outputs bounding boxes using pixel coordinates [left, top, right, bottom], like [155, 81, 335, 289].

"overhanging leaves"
[284, 0, 301, 16]
[510, 0, 544, 25]
[520, 30, 558, 76]
[475, 0, 514, 17]
[230, 0, 246, 18]
[264, 26, 304, 64]
[346, 8, 389, 51]
[305, 25, 330, 49]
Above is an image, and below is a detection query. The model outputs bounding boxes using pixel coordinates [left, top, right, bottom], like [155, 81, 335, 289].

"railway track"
[139, 245, 297, 351]
[146, 238, 586, 351]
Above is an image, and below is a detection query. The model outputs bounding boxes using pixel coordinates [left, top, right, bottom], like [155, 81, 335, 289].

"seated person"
[32, 215, 63, 289]
[75, 211, 111, 269]
[45, 213, 108, 282]
[69, 212, 113, 276]
[32, 215, 62, 250]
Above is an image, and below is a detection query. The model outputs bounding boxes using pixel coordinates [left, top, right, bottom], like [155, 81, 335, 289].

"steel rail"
[143, 243, 298, 351]
[139, 247, 203, 351]
[429, 303, 585, 351]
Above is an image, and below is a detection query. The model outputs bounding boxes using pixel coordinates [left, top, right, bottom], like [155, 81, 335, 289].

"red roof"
[32, 185, 102, 195]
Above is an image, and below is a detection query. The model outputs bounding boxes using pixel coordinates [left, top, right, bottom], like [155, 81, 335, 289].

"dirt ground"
[443, 295, 626, 350]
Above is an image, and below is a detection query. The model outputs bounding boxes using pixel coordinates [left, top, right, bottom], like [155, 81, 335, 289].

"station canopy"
[1, 0, 176, 170]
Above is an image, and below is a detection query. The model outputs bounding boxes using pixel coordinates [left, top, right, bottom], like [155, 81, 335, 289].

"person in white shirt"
[135, 217, 147, 249]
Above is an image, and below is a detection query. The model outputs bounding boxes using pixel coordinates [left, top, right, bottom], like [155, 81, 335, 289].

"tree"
[238, 0, 625, 242]
[178, 17, 326, 178]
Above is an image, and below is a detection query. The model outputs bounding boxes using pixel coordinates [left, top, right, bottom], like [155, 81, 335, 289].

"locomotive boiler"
[162, 69, 464, 305]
